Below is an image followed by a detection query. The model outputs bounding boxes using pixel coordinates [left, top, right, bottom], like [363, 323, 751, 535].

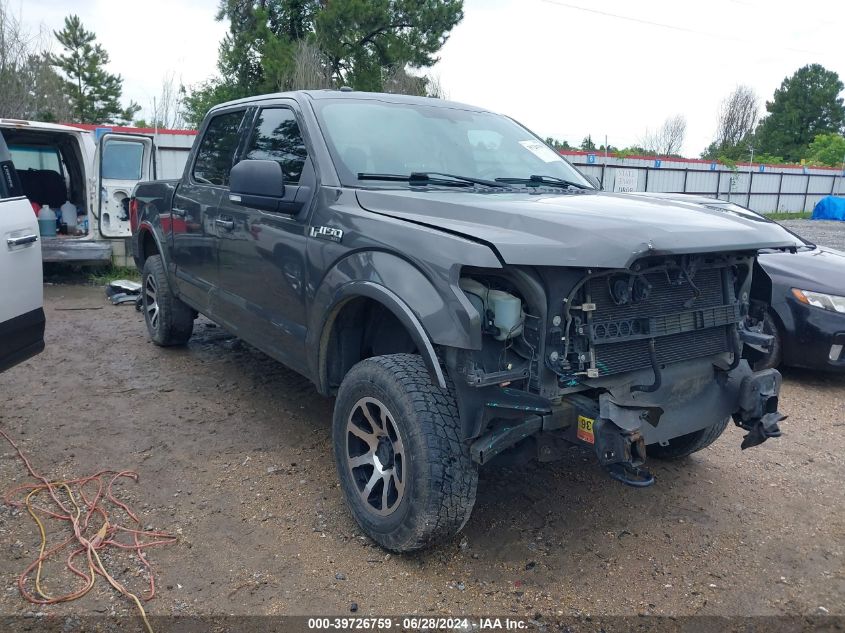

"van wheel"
[141, 255, 194, 346]
[647, 417, 730, 460]
[333, 354, 477, 552]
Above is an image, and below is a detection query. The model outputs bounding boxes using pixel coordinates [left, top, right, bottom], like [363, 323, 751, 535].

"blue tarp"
[812, 195, 845, 221]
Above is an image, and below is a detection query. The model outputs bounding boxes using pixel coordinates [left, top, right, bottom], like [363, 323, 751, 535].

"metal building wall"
[564, 151, 845, 214]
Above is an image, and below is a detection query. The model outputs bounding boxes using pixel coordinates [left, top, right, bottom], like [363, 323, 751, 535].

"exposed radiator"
[587, 267, 733, 376]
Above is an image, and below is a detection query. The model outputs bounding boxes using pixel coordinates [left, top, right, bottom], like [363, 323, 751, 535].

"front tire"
[332, 354, 477, 552]
[141, 255, 194, 346]
[752, 310, 782, 371]
[647, 416, 730, 460]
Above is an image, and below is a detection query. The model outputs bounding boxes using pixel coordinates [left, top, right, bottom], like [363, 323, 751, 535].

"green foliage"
[182, 0, 463, 128]
[764, 211, 812, 220]
[702, 139, 752, 162]
[754, 64, 845, 163]
[579, 135, 596, 151]
[48, 15, 139, 124]
[806, 133, 845, 167]
[717, 155, 738, 170]
[615, 145, 654, 158]
[544, 137, 572, 150]
[88, 265, 140, 285]
[752, 153, 785, 165]
[315, 0, 462, 91]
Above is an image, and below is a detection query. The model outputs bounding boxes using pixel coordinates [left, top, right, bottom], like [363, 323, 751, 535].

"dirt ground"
[1, 283, 844, 629]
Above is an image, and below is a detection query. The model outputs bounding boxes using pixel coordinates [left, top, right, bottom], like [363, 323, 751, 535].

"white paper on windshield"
[518, 140, 563, 163]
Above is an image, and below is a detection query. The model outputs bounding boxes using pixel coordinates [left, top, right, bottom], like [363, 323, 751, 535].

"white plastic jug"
[38, 205, 57, 237]
[61, 201, 77, 231]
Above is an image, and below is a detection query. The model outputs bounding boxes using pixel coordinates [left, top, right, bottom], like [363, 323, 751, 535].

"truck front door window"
[192, 111, 246, 186]
[243, 108, 307, 183]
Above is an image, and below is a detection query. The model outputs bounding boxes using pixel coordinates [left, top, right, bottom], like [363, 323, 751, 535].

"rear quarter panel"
[131, 179, 179, 269]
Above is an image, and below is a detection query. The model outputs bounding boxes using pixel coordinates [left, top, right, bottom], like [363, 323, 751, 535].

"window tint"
[102, 140, 144, 180]
[244, 108, 307, 183]
[193, 111, 246, 186]
[9, 145, 61, 172]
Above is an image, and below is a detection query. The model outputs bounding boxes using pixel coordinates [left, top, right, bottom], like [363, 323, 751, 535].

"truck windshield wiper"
[357, 172, 505, 188]
[495, 175, 591, 189]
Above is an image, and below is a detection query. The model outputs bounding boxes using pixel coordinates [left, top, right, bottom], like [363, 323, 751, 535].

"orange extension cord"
[1, 428, 177, 633]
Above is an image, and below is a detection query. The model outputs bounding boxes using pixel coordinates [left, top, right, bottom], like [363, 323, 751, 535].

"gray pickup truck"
[131, 90, 800, 551]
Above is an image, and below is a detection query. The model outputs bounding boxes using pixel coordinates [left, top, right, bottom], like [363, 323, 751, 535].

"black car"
[629, 193, 845, 372]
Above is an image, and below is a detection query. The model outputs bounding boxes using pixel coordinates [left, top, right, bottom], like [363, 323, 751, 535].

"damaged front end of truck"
[446, 249, 788, 486]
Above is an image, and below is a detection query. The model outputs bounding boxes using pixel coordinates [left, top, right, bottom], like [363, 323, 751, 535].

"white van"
[0, 119, 195, 266]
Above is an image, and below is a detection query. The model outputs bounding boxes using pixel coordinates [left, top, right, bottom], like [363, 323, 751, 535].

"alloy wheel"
[345, 397, 406, 516]
[144, 273, 159, 331]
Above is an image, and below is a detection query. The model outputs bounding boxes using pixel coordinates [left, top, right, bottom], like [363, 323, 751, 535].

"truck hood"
[355, 189, 803, 268]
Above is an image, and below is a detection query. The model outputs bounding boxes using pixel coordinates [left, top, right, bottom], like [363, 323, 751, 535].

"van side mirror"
[229, 159, 285, 212]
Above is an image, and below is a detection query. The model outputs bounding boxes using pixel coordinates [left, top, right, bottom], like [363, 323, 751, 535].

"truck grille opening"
[587, 267, 733, 376]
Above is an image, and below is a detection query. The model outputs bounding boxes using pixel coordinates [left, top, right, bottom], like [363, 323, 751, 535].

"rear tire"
[647, 416, 730, 460]
[332, 354, 477, 552]
[141, 255, 194, 346]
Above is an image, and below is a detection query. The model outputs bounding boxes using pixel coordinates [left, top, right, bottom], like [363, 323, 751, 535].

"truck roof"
[209, 89, 489, 115]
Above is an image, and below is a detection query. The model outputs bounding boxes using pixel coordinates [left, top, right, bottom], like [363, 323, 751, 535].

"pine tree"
[754, 64, 845, 163]
[183, 0, 463, 127]
[48, 15, 140, 124]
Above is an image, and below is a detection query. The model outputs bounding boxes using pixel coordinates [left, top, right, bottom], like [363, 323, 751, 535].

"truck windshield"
[312, 98, 591, 190]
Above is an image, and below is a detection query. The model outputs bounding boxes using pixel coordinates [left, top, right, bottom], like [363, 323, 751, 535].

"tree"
[545, 137, 572, 150]
[580, 135, 596, 151]
[183, 0, 463, 127]
[754, 64, 845, 163]
[642, 114, 686, 156]
[0, 0, 70, 121]
[702, 85, 759, 160]
[315, 0, 463, 91]
[48, 15, 139, 124]
[806, 133, 845, 167]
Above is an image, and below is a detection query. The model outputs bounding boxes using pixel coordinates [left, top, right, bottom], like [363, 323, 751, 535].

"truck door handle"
[215, 218, 235, 231]
[7, 234, 38, 247]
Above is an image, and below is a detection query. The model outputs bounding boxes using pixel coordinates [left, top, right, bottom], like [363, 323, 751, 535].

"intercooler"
[586, 267, 735, 377]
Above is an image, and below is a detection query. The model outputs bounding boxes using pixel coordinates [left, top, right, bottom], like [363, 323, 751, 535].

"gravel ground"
[0, 284, 843, 632]
[778, 219, 845, 250]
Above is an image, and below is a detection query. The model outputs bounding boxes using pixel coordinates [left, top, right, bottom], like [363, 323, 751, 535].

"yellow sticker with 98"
[577, 415, 595, 444]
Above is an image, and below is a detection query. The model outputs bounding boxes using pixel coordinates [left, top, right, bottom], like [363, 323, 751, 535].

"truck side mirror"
[229, 159, 286, 212]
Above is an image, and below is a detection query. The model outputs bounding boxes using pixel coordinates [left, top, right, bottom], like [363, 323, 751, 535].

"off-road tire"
[647, 416, 730, 460]
[752, 310, 782, 371]
[141, 255, 194, 346]
[332, 354, 478, 552]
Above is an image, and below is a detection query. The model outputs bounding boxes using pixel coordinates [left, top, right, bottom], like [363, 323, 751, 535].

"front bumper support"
[732, 368, 786, 449]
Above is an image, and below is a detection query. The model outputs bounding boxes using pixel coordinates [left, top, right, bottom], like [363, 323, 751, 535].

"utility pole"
[748, 144, 755, 206]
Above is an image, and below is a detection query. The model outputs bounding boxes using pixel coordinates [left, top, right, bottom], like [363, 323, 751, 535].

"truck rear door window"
[243, 108, 307, 184]
[192, 111, 246, 187]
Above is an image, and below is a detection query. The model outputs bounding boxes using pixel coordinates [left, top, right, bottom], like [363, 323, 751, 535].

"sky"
[11, 0, 845, 157]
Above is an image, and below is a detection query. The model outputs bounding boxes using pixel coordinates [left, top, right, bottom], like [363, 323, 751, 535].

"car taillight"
[129, 198, 139, 233]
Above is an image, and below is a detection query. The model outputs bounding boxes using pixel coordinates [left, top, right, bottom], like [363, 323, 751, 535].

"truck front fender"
[308, 251, 483, 393]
